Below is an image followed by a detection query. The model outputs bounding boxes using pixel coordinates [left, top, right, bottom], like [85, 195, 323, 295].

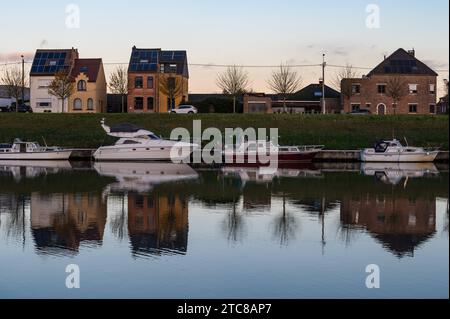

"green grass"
[0, 113, 448, 150]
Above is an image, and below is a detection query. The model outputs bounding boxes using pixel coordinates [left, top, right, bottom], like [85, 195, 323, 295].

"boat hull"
[0, 150, 73, 160]
[224, 151, 320, 166]
[93, 145, 194, 162]
[361, 150, 439, 163]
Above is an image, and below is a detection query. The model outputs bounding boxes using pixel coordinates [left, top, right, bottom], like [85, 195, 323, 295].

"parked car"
[348, 109, 371, 115]
[171, 105, 198, 114]
[14, 104, 33, 113]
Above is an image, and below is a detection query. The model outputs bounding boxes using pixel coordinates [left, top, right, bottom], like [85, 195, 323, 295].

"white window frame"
[409, 84, 418, 94]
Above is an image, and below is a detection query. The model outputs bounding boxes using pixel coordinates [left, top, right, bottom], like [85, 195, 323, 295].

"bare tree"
[0, 66, 28, 112]
[267, 63, 302, 113]
[386, 76, 408, 115]
[108, 66, 128, 113]
[159, 75, 183, 112]
[216, 65, 249, 113]
[332, 64, 359, 100]
[48, 70, 74, 113]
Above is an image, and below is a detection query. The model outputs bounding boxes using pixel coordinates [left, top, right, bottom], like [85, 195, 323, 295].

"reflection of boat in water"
[0, 139, 75, 160]
[0, 160, 73, 181]
[361, 139, 439, 162]
[362, 162, 440, 185]
[222, 164, 322, 184]
[94, 162, 199, 193]
[93, 119, 198, 162]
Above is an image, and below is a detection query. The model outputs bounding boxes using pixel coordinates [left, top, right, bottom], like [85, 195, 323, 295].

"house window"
[351, 84, 361, 94]
[351, 103, 361, 111]
[409, 104, 418, 113]
[37, 102, 51, 108]
[73, 98, 82, 110]
[377, 84, 386, 94]
[147, 76, 154, 89]
[429, 104, 436, 114]
[429, 84, 436, 94]
[87, 98, 94, 110]
[365, 103, 371, 109]
[409, 84, 418, 94]
[135, 76, 143, 88]
[169, 64, 177, 73]
[49, 60, 57, 66]
[134, 97, 144, 110]
[77, 80, 87, 91]
[147, 97, 154, 111]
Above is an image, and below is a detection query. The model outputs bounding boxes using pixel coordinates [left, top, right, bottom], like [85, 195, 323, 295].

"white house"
[29, 48, 79, 113]
[0, 85, 30, 111]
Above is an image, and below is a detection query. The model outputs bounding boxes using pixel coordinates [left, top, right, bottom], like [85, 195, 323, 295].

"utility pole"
[322, 53, 326, 114]
[21, 55, 25, 106]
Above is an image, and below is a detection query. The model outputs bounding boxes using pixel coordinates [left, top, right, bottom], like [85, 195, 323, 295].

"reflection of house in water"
[341, 195, 436, 257]
[31, 192, 106, 255]
[127, 192, 188, 257]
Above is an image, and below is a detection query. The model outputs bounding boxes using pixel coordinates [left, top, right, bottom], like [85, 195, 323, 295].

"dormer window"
[80, 66, 88, 72]
[49, 60, 57, 66]
[169, 64, 177, 73]
[77, 80, 87, 91]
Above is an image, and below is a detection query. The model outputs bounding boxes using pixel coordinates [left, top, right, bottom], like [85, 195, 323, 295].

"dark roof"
[71, 58, 102, 82]
[110, 123, 143, 133]
[367, 48, 438, 77]
[128, 47, 189, 77]
[30, 48, 78, 76]
[285, 84, 341, 101]
[188, 93, 231, 102]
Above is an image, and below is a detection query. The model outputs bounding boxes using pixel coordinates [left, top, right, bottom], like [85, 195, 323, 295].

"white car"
[171, 105, 198, 114]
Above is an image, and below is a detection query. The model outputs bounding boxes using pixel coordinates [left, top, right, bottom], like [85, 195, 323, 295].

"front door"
[377, 104, 386, 115]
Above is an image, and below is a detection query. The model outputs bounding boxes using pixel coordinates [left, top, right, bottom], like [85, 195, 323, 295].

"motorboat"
[0, 139, 73, 160]
[93, 119, 199, 162]
[223, 140, 324, 165]
[0, 160, 73, 182]
[361, 162, 439, 185]
[94, 162, 199, 193]
[361, 139, 439, 163]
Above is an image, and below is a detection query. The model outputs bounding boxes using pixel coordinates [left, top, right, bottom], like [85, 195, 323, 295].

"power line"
[1, 60, 449, 73]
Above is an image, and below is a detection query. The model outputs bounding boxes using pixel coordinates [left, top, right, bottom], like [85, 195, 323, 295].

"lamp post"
[322, 54, 326, 114]
[21, 55, 25, 106]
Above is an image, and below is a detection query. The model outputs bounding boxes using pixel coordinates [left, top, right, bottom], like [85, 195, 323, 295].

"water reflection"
[0, 161, 448, 260]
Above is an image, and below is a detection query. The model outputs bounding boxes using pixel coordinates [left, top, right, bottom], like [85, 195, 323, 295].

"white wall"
[30, 76, 65, 113]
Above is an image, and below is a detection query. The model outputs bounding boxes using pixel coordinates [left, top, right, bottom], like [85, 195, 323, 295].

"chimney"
[407, 49, 415, 57]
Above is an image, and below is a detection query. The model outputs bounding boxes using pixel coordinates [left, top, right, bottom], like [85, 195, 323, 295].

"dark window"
[351, 104, 361, 111]
[147, 76, 154, 89]
[351, 84, 361, 94]
[377, 84, 386, 94]
[135, 76, 143, 88]
[147, 97, 154, 110]
[429, 104, 435, 114]
[77, 80, 87, 91]
[134, 97, 144, 110]
[169, 64, 177, 73]
[409, 104, 418, 113]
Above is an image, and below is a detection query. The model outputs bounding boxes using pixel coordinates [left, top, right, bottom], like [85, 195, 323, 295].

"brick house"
[127, 46, 189, 113]
[341, 49, 438, 115]
[68, 58, 107, 113]
[243, 93, 272, 113]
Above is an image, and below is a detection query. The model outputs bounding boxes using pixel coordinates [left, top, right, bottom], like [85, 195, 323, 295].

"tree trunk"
[283, 96, 287, 113]
[233, 96, 236, 113]
[61, 98, 64, 113]
[121, 95, 125, 113]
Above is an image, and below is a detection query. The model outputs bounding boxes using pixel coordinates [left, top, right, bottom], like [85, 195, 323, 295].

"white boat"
[0, 139, 73, 160]
[94, 162, 198, 193]
[93, 119, 199, 162]
[361, 139, 439, 163]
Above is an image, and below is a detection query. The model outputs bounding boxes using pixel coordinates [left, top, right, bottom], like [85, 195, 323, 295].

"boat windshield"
[148, 133, 161, 140]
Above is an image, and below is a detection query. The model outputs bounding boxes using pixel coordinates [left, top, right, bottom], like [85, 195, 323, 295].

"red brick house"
[341, 49, 438, 115]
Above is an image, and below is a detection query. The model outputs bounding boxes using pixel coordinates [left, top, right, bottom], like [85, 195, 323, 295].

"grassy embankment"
[0, 113, 448, 150]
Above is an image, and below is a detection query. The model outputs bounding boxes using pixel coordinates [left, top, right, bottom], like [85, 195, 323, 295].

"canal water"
[0, 161, 448, 299]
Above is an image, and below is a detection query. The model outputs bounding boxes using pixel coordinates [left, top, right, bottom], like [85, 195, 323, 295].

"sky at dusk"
[0, 0, 449, 95]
